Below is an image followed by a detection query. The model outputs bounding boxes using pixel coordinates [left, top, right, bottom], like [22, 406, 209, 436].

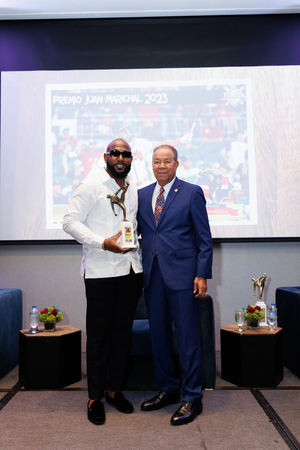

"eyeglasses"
[107, 149, 132, 158]
[153, 159, 174, 166]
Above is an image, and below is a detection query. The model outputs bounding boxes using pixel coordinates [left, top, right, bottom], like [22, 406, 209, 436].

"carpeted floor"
[1, 353, 300, 450]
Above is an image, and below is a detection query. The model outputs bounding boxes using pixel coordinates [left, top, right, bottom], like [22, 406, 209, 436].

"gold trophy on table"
[251, 273, 268, 326]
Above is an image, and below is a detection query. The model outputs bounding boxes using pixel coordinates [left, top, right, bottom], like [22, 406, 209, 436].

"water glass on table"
[235, 310, 245, 332]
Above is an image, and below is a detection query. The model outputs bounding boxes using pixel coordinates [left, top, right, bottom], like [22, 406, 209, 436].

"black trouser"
[84, 269, 143, 400]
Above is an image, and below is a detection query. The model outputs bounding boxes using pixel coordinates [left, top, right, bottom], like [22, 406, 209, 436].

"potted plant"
[39, 307, 63, 331]
[245, 305, 264, 329]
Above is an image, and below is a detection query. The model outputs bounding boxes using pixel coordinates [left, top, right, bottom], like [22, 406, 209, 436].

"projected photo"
[4, 65, 297, 241]
[46, 81, 256, 229]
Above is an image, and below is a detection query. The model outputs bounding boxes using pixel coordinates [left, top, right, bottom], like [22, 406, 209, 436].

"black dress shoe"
[87, 400, 105, 425]
[170, 399, 203, 426]
[105, 392, 134, 414]
[141, 391, 181, 411]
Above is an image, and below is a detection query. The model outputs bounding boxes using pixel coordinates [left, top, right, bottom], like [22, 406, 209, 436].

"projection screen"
[0, 66, 299, 241]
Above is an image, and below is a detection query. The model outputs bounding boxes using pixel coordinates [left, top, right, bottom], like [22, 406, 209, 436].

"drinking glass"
[235, 310, 245, 332]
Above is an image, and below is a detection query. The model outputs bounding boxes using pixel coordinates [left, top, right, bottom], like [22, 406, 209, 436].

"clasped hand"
[103, 231, 132, 254]
[193, 276, 207, 298]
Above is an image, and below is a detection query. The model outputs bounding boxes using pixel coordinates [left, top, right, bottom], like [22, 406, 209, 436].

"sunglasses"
[107, 149, 132, 158]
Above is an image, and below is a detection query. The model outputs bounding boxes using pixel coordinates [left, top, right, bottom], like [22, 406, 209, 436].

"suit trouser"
[145, 258, 202, 402]
[84, 270, 143, 400]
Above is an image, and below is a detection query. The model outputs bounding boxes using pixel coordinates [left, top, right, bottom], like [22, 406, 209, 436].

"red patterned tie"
[154, 187, 165, 225]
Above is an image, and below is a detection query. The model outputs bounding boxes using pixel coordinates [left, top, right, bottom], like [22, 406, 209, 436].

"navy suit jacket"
[137, 177, 213, 291]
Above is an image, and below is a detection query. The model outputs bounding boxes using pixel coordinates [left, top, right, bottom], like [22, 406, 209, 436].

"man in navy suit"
[137, 144, 213, 426]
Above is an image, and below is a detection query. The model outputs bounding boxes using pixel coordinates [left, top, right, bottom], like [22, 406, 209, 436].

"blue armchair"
[129, 292, 216, 389]
[0, 289, 22, 378]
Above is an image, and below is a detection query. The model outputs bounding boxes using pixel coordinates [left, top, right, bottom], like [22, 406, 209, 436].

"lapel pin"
[174, 188, 178, 192]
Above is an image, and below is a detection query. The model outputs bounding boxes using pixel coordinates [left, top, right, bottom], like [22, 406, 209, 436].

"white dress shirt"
[63, 161, 142, 279]
[151, 178, 176, 213]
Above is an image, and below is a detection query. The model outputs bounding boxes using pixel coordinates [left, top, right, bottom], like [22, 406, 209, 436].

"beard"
[106, 160, 131, 179]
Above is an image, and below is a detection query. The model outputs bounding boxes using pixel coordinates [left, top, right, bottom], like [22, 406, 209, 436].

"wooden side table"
[221, 323, 283, 387]
[19, 325, 81, 388]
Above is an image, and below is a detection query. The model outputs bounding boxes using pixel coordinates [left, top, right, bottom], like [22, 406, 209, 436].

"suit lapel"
[145, 183, 156, 227]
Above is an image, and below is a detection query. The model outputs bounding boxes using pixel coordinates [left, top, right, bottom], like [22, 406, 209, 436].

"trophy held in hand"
[107, 183, 135, 248]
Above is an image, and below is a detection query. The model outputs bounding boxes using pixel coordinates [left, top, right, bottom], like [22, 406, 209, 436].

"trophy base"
[255, 300, 267, 327]
[120, 221, 136, 248]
